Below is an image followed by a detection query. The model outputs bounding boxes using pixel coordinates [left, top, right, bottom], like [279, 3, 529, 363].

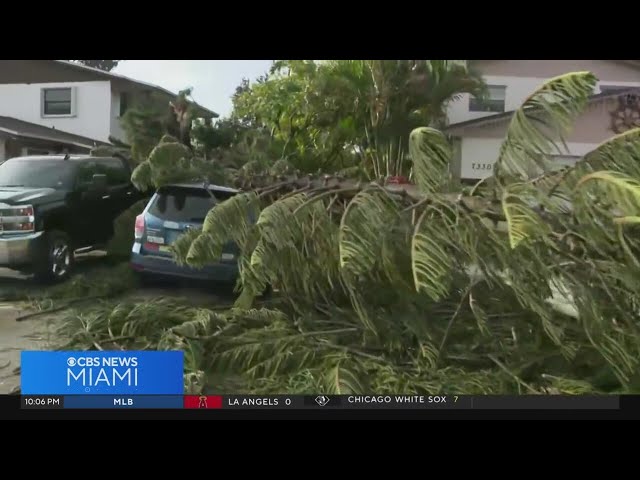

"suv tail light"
[134, 214, 145, 239]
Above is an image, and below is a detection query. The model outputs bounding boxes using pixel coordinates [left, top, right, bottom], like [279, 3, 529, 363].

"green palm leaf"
[323, 359, 368, 394]
[411, 201, 458, 300]
[581, 127, 640, 177]
[496, 71, 597, 181]
[409, 127, 453, 193]
[339, 188, 399, 277]
[502, 183, 551, 249]
[575, 170, 640, 218]
[183, 192, 260, 268]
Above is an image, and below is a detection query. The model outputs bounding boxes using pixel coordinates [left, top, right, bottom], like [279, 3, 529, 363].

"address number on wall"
[471, 163, 494, 171]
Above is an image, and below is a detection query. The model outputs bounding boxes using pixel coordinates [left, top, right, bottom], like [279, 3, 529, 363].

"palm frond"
[575, 170, 640, 219]
[322, 358, 368, 394]
[502, 183, 551, 249]
[409, 127, 453, 193]
[182, 192, 260, 268]
[496, 71, 597, 181]
[339, 188, 399, 277]
[411, 200, 458, 300]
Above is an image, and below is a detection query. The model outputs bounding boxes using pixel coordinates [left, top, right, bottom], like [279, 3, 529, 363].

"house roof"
[0, 116, 110, 149]
[445, 87, 640, 135]
[53, 61, 219, 119]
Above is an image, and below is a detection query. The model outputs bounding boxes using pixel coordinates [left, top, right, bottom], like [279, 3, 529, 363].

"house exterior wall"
[0, 81, 112, 142]
[459, 138, 600, 180]
[456, 99, 622, 180]
[472, 60, 640, 81]
[448, 60, 640, 180]
[447, 60, 640, 125]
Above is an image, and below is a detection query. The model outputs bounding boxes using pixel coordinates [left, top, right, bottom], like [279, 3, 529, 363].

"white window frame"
[41, 87, 77, 118]
[469, 85, 506, 113]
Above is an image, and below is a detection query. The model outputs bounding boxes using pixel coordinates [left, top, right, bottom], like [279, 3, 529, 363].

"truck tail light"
[134, 214, 145, 239]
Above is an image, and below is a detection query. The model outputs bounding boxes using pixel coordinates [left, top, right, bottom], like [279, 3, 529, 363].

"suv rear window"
[149, 186, 232, 222]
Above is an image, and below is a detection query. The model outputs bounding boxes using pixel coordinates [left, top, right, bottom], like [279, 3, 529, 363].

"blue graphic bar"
[21, 351, 184, 395]
[63, 395, 184, 409]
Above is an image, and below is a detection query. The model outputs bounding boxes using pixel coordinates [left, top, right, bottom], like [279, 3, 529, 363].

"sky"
[113, 60, 274, 118]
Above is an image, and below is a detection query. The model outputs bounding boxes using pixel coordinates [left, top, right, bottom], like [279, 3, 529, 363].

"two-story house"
[445, 60, 640, 180]
[0, 60, 218, 162]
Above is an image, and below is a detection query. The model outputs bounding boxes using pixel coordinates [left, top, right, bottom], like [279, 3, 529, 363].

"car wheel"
[33, 231, 74, 283]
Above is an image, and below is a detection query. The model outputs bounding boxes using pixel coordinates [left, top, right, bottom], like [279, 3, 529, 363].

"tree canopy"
[232, 60, 486, 178]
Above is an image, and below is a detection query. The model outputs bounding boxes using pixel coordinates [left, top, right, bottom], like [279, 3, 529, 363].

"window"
[149, 186, 218, 222]
[94, 158, 130, 185]
[42, 88, 73, 116]
[469, 85, 506, 113]
[76, 162, 101, 187]
[77, 158, 129, 187]
[119, 92, 129, 117]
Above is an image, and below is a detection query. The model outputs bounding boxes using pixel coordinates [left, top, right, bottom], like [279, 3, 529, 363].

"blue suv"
[130, 183, 240, 282]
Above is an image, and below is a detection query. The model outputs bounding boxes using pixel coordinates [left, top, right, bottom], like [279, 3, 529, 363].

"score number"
[471, 163, 494, 171]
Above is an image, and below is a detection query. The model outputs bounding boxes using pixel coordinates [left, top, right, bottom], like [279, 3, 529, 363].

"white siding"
[447, 76, 640, 126]
[0, 81, 111, 142]
[459, 139, 600, 180]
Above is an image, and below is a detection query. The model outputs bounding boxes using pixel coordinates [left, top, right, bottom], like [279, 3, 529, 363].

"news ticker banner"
[18, 352, 620, 410]
[21, 394, 620, 410]
[21, 351, 184, 395]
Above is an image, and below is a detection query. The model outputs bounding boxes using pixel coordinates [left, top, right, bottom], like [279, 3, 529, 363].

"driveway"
[0, 269, 60, 394]
[0, 255, 232, 394]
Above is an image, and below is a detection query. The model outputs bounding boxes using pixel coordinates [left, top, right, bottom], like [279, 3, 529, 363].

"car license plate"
[147, 235, 165, 244]
[159, 245, 171, 253]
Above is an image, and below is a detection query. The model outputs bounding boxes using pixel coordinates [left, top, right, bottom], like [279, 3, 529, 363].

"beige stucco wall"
[454, 98, 625, 179]
[472, 60, 640, 83]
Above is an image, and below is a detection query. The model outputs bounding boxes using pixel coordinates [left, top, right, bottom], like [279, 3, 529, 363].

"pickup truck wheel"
[33, 231, 74, 283]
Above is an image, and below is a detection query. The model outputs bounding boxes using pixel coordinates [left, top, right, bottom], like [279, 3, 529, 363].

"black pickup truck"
[0, 154, 144, 282]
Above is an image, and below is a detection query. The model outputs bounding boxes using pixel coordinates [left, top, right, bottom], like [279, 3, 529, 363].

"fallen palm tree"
[59, 72, 640, 395]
